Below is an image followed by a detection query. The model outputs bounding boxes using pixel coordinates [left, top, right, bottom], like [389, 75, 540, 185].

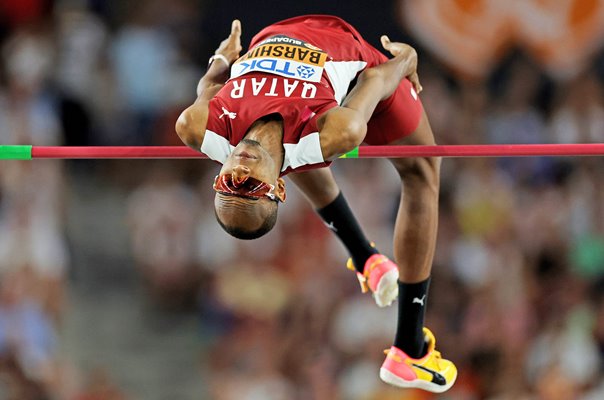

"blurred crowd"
[1, 0, 604, 399]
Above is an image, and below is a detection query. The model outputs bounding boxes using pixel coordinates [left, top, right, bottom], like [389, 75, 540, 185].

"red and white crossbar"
[1, 144, 604, 160]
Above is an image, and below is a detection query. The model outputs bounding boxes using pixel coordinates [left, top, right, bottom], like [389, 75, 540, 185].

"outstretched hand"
[380, 35, 422, 94]
[214, 19, 243, 64]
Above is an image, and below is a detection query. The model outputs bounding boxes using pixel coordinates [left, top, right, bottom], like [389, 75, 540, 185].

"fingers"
[410, 72, 423, 94]
[381, 35, 422, 94]
[380, 35, 391, 50]
[231, 19, 241, 37]
[214, 19, 242, 62]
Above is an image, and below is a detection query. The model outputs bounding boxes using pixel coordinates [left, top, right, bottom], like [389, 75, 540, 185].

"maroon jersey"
[201, 15, 422, 174]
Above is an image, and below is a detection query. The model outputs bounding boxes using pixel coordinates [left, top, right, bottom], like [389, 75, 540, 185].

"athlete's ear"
[275, 177, 286, 203]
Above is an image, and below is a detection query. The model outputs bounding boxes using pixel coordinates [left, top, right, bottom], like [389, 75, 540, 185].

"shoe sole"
[373, 269, 399, 307]
[379, 367, 456, 393]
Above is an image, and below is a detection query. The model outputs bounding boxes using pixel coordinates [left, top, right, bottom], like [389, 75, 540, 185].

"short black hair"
[215, 203, 278, 240]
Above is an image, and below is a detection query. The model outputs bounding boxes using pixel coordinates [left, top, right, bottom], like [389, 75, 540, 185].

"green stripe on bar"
[0, 145, 32, 160]
[339, 147, 359, 159]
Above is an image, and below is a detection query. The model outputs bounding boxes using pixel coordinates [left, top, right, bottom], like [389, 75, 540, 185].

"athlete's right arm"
[318, 37, 421, 159]
[176, 20, 242, 150]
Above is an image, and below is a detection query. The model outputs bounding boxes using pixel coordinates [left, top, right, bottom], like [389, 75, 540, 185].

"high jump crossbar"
[1, 144, 604, 160]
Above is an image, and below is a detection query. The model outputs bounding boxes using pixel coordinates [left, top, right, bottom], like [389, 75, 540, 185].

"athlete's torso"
[202, 16, 386, 174]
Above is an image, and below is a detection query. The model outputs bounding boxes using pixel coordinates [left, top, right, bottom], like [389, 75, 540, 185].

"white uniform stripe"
[282, 132, 324, 171]
[201, 129, 235, 163]
[324, 60, 367, 104]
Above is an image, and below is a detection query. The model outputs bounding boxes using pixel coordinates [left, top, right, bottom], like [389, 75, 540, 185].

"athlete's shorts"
[259, 15, 424, 146]
[365, 78, 424, 145]
[348, 22, 424, 145]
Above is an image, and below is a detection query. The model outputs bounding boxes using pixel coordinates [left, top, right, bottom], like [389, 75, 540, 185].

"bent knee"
[391, 156, 440, 187]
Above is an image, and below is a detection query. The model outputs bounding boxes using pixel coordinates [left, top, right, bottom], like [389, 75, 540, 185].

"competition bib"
[230, 35, 329, 83]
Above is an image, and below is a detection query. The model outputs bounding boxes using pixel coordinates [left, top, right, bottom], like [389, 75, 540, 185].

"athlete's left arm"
[176, 20, 242, 150]
[196, 19, 243, 97]
[318, 37, 421, 159]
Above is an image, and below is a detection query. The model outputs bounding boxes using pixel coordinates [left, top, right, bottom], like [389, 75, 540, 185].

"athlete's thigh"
[364, 78, 425, 146]
[389, 108, 436, 147]
[387, 108, 440, 175]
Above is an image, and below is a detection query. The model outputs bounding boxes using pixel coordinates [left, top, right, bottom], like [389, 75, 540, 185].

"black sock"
[317, 192, 378, 273]
[394, 278, 431, 358]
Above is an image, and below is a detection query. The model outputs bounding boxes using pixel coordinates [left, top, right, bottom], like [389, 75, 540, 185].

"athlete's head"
[214, 136, 286, 240]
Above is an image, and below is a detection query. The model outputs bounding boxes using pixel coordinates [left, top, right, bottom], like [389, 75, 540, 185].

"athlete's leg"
[288, 168, 378, 272]
[363, 75, 456, 391]
[387, 110, 439, 357]
[290, 167, 399, 307]
[388, 110, 440, 284]
[377, 111, 456, 393]
[363, 75, 437, 353]
[288, 167, 339, 209]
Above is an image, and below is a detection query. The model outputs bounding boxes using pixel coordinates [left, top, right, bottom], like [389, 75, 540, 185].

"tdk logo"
[296, 65, 315, 79]
[232, 58, 322, 82]
[238, 59, 296, 76]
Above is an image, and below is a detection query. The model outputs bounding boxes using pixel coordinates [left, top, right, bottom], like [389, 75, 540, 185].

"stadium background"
[1, 0, 604, 399]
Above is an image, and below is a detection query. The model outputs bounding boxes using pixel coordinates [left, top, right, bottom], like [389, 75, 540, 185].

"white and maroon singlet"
[201, 15, 423, 175]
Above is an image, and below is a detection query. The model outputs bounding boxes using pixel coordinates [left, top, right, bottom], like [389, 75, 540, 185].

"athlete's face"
[213, 139, 286, 239]
[219, 139, 280, 186]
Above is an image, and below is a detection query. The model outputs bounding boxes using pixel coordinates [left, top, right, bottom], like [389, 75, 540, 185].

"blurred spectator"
[207, 319, 296, 400]
[0, 195, 69, 320]
[54, 1, 109, 146]
[0, 27, 59, 146]
[0, 24, 68, 323]
[109, 0, 182, 145]
[550, 71, 604, 144]
[74, 367, 127, 400]
[0, 352, 49, 400]
[0, 0, 49, 59]
[0, 269, 58, 397]
[485, 57, 551, 184]
[127, 162, 199, 308]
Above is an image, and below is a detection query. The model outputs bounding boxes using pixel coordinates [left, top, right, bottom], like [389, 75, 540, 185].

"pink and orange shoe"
[347, 254, 399, 307]
[380, 328, 457, 393]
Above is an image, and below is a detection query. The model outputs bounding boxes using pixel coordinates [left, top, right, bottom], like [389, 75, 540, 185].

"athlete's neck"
[245, 119, 285, 170]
